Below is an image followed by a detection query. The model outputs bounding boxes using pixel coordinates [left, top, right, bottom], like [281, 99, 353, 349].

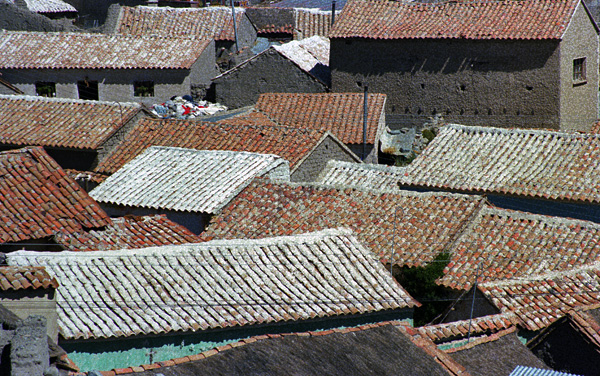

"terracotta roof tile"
[438, 206, 600, 290]
[116, 6, 246, 41]
[399, 124, 600, 204]
[0, 95, 140, 150]
[8, 229, 417, 340]
[293, 8, 334, 39]
[200, 179, 485, 266]
[95, 114, 331, 174]
[317, 159, 406, 189]
[330, 0, 579, 40]
[255, 93, 386, 144]
[479, 262, 600, 331]
[0, 31, 211, 69]
[0, 147, 111, 244]
[417, 313, 519, 344]
[54, 215, 200, 251]
[0, 266, 58, 290]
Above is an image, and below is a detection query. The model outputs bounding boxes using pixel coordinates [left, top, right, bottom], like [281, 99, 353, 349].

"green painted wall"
[62, 310, 413, 372]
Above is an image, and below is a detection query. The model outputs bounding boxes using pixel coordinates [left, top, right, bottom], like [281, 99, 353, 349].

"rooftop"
[91, 147, 290, 214]
[7, 228, 418, 340]
[0, 266, 58, 291]
[317, 159, 405, 190]
[94, 114, 338, 175]
[0, 147, 111, 244]
[0, 31, 212, 70]
[255, 92, 386, 144]
[399, 124, 600, 204]
[4, 0, 76, 14]
[200, 179, 485, 266]
[0, 95, 141, 150]
[330, 0, 581, 40]
[114, 6, 246, 41]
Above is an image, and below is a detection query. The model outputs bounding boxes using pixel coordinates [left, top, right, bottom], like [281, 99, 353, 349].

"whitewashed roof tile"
[317, 160, 405, 190]
[90, 147, 290, 214]
[6, 0, 76, 13]
[7, 228, 418, 340]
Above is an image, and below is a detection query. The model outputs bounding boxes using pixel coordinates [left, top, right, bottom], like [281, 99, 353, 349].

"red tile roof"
[200, 179, 485, 267]
[54, 215, 200, 251]
[94, 114, 332, 174]
[294, 8, 333, 39]
[479, 262, 600, 331]
[438, 206, 600, 290]
[0, 31, 211, 70]
[116, 6, 247, 41]
[417, 313, 519, 344]
[330, 0, 580, 40]
[255, 93, 386, 144]
[0, 147, 111, 244]
[0, 266, 58, 291]
[0, 95, 140, 150]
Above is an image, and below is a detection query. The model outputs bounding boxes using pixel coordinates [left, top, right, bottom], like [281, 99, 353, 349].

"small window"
[35, 82, 56, 97]
[134, 81, 154, 97]
[77, 80, 99, 100]
[573, 57, 586, 82]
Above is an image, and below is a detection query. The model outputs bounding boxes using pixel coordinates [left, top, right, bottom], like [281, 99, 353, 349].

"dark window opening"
[77, 80, 99, 100]
[35, 82, 56, 97]
[573, 57, 586, 82]
[134, 81, 155, 97]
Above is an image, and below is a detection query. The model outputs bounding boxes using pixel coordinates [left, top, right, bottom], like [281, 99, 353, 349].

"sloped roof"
[293, 8, 335, 39]
[270, 0, 347, 11]
[272, 35, 330, 83]
[200, 179, 485, 267]
[54, 215, 200, 252]
[94, 114, 338, 174]
[106, 323, 463, 376]
[255, 93, 386, 144]
[0, 31, 211, 69]
[510, 366, 581, 376]
[317, 159, 405, 189]
[5, 0, 76, 14]
[417, 313, 520, 344]
[0, 95, 141, 150]
[479, 262, 600, 331]
[90, 147, 290, 214]
[0, 266, 58, 291]
[7, 228, 418, 340]
[0, 147, 111, 244]
[438, 207, 600, 290]
[115, 6, 247, 41]
[447, 329, 549, 376]
[330, 0, 580, 40]
[399, 124, 600, 204]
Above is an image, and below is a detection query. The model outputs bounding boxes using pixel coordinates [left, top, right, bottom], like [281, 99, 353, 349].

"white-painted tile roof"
[90, 147, 290, 214]
[6, 0, 76, 13]
[0, 31, 211, 70]
[7, 228, 418, 340]
[399, 123, 600, 203]
[273, 35, 329, 72]
[317, 160, 405, 190]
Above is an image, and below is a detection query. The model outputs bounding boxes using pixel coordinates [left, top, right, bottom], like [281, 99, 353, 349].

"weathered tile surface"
[55, 215, 200, 251]
[293, 8, 334, 40]
[0, 95, 140, 149]
[7, 228, 418, 340]
[330, 0, 578, 40]
[0, 31, 211, 69]
[5, 0, 76, 13]
[0, 266, 58, 291]
[95, 114, 329, 174]
[317, 160, 405, 190]
[91, 147, 289, 214]
[116, 6, 246, 41]
[417, 313, 519, 343]
[399, 124, 600, 203]
[255, 93, 386, 144]
[0, 147, 111, 243]
[439, 207, 600, 290]
[201, 179, 485, 266]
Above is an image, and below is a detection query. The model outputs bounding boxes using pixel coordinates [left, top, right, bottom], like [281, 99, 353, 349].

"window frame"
[35, 82, 56, 97]
[573, 57, 587, 84]
[134, 81, 155, 97]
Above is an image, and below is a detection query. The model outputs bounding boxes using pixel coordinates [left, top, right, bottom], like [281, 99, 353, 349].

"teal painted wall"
[62, 310, 413, 372]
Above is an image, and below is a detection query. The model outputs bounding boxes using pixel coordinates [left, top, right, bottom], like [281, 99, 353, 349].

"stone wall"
[212, 49, 327, 109]
[331, 37, 564, 129]
[1, 290, 58, 342]
[291, 136, 360, 182]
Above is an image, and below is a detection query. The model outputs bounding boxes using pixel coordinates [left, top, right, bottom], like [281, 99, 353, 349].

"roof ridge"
[445, 122, 600, 138]
[0, 94, 142, 107]
[479, 205, 600, 228]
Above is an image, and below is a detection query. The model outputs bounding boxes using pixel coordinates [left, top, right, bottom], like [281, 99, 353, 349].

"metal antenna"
[230, 0, 239, 53]
[467, 262, 481, 343]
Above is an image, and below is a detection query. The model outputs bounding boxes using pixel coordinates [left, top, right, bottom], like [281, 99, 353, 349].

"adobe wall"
[291, 136, 360, 182]
[212, 49, 327, 109]
[330, 38, 562, 129]
[0, 290, 58, 342]
[559, 2, 599, 131]
[3, 68, 196, 106]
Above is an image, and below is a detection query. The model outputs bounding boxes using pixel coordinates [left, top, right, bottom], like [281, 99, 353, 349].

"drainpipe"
[363, 85, 368, 161]
[230, 0, 239, 53]
[331, 0, 336, 26]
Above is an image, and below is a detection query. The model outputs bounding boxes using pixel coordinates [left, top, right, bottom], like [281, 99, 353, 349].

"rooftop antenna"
[230, 0, 239, 53]
[331, 0, 336, 26]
